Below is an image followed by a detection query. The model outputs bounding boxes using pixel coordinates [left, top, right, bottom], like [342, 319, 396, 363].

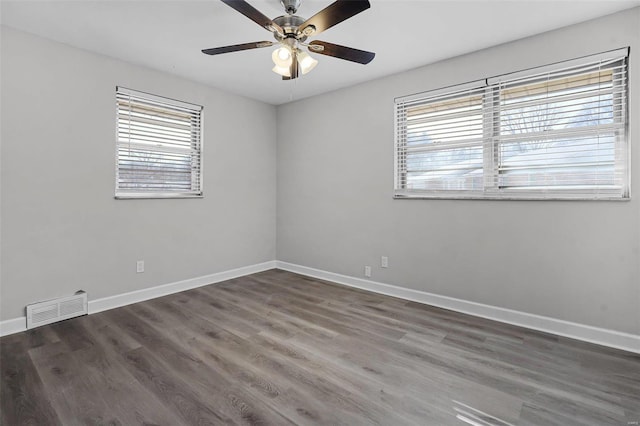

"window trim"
[394, 48, 630, 201]
[115, 86, 204, 199]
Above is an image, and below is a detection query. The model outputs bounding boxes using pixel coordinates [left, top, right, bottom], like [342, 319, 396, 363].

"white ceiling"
[2, 0, 639, 105]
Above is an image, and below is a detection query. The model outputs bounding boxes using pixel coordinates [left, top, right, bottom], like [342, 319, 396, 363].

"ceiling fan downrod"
[280, 0, 301, 15]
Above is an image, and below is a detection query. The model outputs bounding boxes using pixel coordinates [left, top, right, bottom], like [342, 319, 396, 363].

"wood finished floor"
[1, 269, 639, 425]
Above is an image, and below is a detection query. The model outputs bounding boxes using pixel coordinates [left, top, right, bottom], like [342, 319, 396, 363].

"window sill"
[393, 193, 630, 201]
[115, 193, 203, 200]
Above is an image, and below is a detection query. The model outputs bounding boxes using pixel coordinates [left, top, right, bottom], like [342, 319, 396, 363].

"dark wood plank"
[0, 334, 62, 426]
[28, 340, 125, 426]
[131, 299, 386, 425]
[104, 306, 295, 425]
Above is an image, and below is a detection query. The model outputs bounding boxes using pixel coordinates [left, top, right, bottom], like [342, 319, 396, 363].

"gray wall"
[2, 9, 639, 336]
[276, 8, 640, 335]
[1, 27, 277, 321]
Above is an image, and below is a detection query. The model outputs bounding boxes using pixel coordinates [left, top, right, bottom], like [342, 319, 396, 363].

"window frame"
[115, 86, 204, 199]
[394, 48, 630, 201]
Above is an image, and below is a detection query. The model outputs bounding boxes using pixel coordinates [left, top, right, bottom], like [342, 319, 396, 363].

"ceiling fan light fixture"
[297, 50, 318, 75]
[272, 64, 291, 77]
[272, 46, 292, 68]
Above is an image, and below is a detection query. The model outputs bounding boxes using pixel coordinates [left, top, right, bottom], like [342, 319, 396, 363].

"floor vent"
[26, 291, 88, 329]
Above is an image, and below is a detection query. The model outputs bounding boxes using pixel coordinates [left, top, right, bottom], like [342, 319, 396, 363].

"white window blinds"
[394, 48, 629, 200]
[116, 87, 203, 198]
[395, 83, 487, 193]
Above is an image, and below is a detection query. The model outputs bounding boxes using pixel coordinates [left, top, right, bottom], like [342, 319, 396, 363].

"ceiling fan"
[202, 0, 375, 80]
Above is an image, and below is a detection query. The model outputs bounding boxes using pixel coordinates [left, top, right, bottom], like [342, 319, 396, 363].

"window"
[116, 87, 203, 198]
[394, 48, 629, 200]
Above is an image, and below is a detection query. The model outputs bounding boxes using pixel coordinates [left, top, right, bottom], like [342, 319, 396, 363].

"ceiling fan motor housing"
[273, 15, 307, 42]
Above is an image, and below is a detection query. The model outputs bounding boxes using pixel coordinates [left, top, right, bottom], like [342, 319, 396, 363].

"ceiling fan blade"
[220, 0, 283, 34]
[298, 0, 370, 37]
[308, 41, 375, 64]
[202, 41, 274, 55]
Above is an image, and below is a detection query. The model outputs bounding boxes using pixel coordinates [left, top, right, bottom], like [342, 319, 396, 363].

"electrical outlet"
[364, 265, 371, 277]
[381, 256, 389, 268]
[136, 260, 144, 273]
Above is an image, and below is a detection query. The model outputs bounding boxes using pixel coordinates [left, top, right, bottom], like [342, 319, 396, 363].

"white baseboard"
[4, 259, 638, 354]
[0, 317, 27, 337]
[0, 261, 276, 337]
[276, 261, 640, 354]
[88, 261, 276, 315]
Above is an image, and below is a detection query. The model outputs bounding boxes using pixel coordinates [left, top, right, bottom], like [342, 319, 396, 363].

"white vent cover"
[26, 291, 88, 329]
